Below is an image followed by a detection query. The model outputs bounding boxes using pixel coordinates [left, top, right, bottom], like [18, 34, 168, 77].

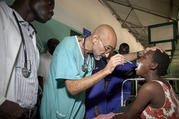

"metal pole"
[122, 8, 133, 27]
[107, 0, 176, 21]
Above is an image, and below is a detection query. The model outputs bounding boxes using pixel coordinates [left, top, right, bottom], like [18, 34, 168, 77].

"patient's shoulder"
[139, 81, 164, 96]
[141, 81, 159, 90]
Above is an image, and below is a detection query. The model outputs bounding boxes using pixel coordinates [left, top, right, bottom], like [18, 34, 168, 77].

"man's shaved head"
[87, 24, 117, 60]
[93, 24, 117, 49]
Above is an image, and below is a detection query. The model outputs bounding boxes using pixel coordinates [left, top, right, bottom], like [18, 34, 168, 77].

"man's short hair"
[119, 43, 129, 54]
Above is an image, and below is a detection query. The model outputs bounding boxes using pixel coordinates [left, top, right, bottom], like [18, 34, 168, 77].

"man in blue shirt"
[106, 43, 136, 113]
[85, 58, 108, 119]
[85, 43, 136, 119]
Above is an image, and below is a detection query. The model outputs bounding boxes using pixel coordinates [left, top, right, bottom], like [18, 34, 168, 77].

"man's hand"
[0, 100, 24, 119]
[112, 113, 123, 119]
[144, 46, 164, 54]
[94, 106, 100, 116]
[93, 112, 116, 119]
[104, 54, 125, 74]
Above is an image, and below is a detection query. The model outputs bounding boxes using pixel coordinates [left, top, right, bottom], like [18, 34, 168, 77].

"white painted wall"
[53, 0, 144, 52]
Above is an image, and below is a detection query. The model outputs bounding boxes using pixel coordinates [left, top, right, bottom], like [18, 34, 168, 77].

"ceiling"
[99, 0, 179, 47]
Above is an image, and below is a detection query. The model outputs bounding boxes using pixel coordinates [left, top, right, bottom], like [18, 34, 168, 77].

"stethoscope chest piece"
[22, 67, 31, 78]
[82, 63, 88, 72]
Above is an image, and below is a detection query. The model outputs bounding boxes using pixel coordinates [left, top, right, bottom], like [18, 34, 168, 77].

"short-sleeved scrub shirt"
[40, 36, 94, 119]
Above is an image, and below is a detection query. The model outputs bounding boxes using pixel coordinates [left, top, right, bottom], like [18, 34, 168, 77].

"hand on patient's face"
[144, 46, 164, 54]
[104, 54, 125, 74]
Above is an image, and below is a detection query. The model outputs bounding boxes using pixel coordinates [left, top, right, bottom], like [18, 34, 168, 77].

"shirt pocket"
[56, 111, 66, 119]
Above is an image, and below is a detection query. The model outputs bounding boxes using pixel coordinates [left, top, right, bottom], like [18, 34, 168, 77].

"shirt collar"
[12, 9, 31, 27]
[12, 9, 26, 22]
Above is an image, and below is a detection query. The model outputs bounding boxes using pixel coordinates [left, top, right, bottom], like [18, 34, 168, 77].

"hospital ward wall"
[1, 0, 144, 53]
[53, 0, 144, 52]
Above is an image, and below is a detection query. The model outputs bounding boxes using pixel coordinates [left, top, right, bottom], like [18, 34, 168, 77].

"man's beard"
[94, 55, 101, 61]
[93, 50, 103, 61]
[94, 54, 102, 61]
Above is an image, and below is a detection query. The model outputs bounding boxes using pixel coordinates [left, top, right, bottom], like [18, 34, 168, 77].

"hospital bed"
[121, 77, 179, 107]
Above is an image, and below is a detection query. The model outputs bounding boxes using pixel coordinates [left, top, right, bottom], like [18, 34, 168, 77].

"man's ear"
[149, 63, 158, 70]
[91, 34, 99, 45]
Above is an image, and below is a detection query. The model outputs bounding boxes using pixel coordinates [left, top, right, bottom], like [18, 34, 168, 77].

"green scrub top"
[40, 36, 94, 119]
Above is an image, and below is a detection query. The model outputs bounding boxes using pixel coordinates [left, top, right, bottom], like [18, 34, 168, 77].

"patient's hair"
[152, 49, 170, 76]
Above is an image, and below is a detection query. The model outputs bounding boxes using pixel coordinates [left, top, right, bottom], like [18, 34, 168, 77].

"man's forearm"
[65, 53, 125, 95]
[123, 50, 144, 61]
[65, 68, 110, 95]
[124, 46, 163, 62]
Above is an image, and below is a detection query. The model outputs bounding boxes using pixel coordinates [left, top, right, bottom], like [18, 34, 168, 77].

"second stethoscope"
[13, 11, 31, 78]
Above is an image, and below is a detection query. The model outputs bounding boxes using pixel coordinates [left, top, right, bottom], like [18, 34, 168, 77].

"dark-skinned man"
[0, 0, 54, 119]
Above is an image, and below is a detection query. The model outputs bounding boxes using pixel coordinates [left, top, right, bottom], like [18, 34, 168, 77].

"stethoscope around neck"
[81, 37, 95, 73]
[81, 37, 88, 72]
[13, 11, 31, 78]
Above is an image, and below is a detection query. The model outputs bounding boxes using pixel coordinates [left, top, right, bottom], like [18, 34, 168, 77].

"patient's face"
[136, 51, 154, 76]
